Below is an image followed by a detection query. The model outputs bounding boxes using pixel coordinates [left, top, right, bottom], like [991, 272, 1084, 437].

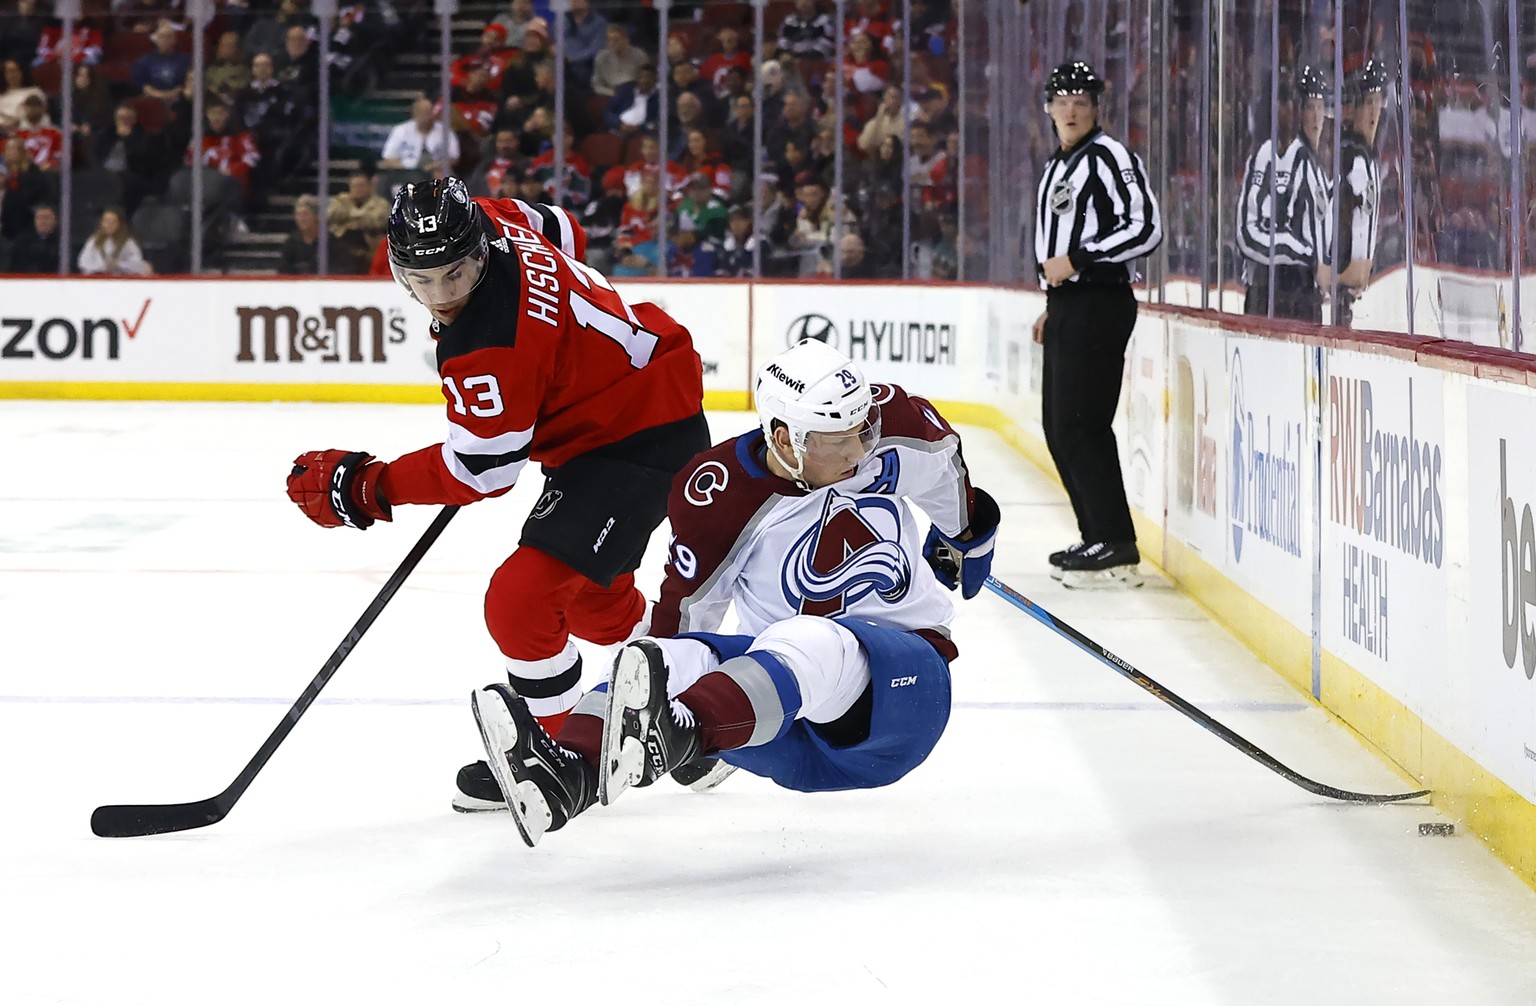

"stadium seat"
[580, 132, 624, 173]
[131, 200, 190, 274]
[127, 96, 172, 135]
[31, 61, 63, 96]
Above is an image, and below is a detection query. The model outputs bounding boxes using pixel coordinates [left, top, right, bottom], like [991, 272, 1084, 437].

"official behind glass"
[1031, 60, 1163, 588]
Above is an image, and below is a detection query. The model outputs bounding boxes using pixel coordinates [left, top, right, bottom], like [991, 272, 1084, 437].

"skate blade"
[686, 760, 737, 792]
[451, 794, 508, 814]
[599, 647, 652, 806]
[1049, 566, 1065, 581]
[1060, 566, 1144, 590]
[470, 689, 551, 847]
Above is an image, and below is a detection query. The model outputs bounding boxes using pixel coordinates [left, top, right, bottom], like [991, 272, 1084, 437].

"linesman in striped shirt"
[1236, 65, 1334, 323]
[1030, 61, 1162, 587]
[1332, 58, 1386, 328]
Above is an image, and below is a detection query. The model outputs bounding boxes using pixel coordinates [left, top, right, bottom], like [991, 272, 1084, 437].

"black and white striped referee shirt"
[1235, 137, 1332, 272]
[1034, 126, 1163, 288]
[1333, 129, 1379, 271]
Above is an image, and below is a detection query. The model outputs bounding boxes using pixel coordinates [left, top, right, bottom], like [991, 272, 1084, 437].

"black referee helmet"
[1045, 60, 1106, 103]
[1296, 64, 1332, 102]
[1344, 58, 1388, 102]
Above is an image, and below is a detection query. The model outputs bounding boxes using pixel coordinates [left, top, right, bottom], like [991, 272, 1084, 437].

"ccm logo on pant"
[891, 676, 918, 688]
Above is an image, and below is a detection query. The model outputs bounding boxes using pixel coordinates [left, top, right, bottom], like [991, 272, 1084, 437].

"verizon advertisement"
[0, 278, 743, 394]
[1321, 350, 1449, 714]
[1466, 382, 1536, 802]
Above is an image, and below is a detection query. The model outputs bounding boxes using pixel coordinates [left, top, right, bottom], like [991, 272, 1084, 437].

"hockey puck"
[1417, 822, 1455, 837]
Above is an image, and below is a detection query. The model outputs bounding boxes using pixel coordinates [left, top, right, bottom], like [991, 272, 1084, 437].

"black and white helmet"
[1045, 60, 1106, 101]
[387, 177, 489, 308]
[1296, 64, 1332, 102]
[1345, 58, 1388, 102]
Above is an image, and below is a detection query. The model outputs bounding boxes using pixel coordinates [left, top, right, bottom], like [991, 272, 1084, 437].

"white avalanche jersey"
[652, 384, 980, 641]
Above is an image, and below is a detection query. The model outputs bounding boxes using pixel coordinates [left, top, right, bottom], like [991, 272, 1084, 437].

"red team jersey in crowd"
[651, 384, 976, 647]
[377, 197, 705, 507]
[17, 126, 64, 171]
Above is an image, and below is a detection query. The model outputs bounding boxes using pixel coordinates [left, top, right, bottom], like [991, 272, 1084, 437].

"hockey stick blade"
[90, 505, 461, 838]
[983, 576, 1430, 804]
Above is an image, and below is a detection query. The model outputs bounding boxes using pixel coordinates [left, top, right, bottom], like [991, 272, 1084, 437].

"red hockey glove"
[287, 450, 393, 530]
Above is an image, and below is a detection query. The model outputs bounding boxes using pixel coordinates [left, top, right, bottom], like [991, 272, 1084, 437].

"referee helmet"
[1045, 61, 1106, 102]
[1296, 64, 1332, 102]
[1344, 58, 1388, 102]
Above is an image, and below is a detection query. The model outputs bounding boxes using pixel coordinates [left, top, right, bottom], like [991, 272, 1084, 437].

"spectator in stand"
[492, 0, 539, 50]
[468, 128, 523, 197]
[616, 133, 685, 199]
[189, 101, 260, 197]
[776, 136, 811, 191]
[77, 206, 153, 275]
[33, 20, 103, 67]
[498, 17, 552, 110]
[531, 129, 592, 209]
[778, 0, 835, 60]
[0, 2, 45, 69]
[720, 93, 755, 179]
[790, 173, 856, 274]
[915, 85, 956, 139]
[236, 51, 290, 195]
[206, 31, 252, 104]
[907, 123, 948, 193]
[674, 172, 728, 243]
[0, 136, 49, 239]
[278, 194, 323, 274]
[670, 58, 720, 126]
[707, 203, 761, 276]
[380, 97, 460, 175]
[327, 170, 390, 275]
[515, 105, 555, 159]
[449, 66, 502, 141]
[606, 62, 660, 135]
[678, 127, 732, 202]
[578, 169, 628, 271]
[592, 23, 647, 98]
[0, 59, 45, 133]
[9, 203, 58, 274]
[275, 24, 320, 114]
[69, 63, 114, 154]
[859, 83, 906, 155]
[668, 92, 708, 161]
[843, 31, 891, 95]
[758, 59, 787, 125]
[817, 230, 876, 278]
[844, 0, 892, 51]
[768, 90, 815, 163]
[618, 167, 661, 243]
[244, 0, 314, 61]
[562, 0, 609, 82]
[15, 95, 62, 172]
[452, 24, 514, 91]
[807, 123, 839, 185]
[93, 103, 163, 215]
[514, 163, 549, 205]
[132, 21, 189, 103]
[702, 26, 752, 101]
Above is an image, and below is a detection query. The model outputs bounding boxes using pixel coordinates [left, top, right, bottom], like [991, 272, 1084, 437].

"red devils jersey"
[652, 385, 979, 639]
[378, 197, 704, 506]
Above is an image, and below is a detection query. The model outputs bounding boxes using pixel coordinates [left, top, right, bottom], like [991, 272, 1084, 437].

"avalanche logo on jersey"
[781, 490, 910, 617]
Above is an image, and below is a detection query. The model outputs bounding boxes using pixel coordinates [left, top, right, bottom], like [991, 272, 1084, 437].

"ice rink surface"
[5, 400, 1536, 1006]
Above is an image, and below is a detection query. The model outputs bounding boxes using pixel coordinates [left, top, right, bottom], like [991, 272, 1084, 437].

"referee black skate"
[1333, 58, 1386, 329]
[1236, 65, 1334, 323]
[1031, 61, 1162, 588]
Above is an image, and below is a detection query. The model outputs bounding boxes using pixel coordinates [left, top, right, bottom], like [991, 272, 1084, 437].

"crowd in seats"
[0, 0, 422, 274]
[426, 0, 965, 280]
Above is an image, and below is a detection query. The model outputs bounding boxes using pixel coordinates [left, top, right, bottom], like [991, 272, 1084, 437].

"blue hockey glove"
[923, 487, 999, 600]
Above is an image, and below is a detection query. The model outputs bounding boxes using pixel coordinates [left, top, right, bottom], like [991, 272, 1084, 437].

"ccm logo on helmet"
[764, 362, 805, 393]
[414, 244, 447, 256]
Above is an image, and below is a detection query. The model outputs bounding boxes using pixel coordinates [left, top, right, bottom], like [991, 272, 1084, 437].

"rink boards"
[4, 273, 1536, 886]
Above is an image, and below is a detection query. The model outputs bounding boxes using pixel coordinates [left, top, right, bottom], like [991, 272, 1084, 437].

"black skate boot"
[1057, 540, 1143, 589]
[669, 757, 737, 792]
[452, 760, 506, 813]
[470, 684, 598, 848]
[600, 640, 702, 806]
[1048, 542, 1086, 580]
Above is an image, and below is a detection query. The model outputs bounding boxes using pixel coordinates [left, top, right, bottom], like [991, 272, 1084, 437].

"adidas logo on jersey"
[491, 237, 510, 253]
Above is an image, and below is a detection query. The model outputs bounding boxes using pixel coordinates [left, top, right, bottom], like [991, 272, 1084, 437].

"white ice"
[4, 400, 1536, 1006]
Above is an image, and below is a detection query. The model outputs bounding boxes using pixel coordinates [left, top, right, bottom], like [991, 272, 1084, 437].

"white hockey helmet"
[755, 338, 879, 485]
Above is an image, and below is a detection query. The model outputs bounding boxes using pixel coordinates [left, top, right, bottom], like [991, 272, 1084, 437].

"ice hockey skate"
[1048, 542, 1087, 580]
[670, 757, 737, 791]
[470, 684, 597, 848]
[455, 751, 733, 812]
[600, 640, 702, 806]
[1057, 540, 1143, 590]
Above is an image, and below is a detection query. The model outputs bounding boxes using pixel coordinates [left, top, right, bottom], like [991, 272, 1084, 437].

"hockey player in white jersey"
[468, 338, 1001, 846]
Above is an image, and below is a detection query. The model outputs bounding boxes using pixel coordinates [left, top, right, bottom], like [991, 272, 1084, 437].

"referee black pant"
[1041, 283, 1137, 546]
[1243, 265, 1323, 324]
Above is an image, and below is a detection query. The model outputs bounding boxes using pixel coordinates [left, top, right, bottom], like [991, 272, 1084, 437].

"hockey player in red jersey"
[284, 177, 710, 810]
[467, 338, 1002, 847]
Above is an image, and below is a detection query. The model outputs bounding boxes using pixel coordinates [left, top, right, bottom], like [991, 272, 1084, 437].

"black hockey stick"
[91, 505, 461, 837]
[982, 575, 1430, 804]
